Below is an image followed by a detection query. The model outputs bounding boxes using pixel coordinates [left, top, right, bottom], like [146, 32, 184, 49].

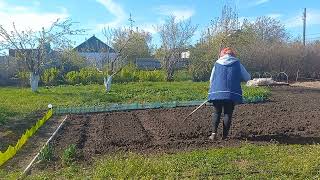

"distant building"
[0, 56, 18, 86]
[8, 43, 60, 69]
[134, 58, 162, 70]
[74, 36, 117, 68]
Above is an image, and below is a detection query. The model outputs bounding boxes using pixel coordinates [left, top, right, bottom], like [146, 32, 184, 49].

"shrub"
[65, 67, 104, 85]
[17, 71, 30, 87]
[113, 65, 166, 83]
[137, 70, 166, 82]
[174, 70, 192, 81]
[113, 65, 138, 83]
[42, 68, 60, 86]
[65, 71, 80, 85]
[78, 67, 103, 85]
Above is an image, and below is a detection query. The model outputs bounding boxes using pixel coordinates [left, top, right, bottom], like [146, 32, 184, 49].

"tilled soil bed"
[52, 86, 320, 161]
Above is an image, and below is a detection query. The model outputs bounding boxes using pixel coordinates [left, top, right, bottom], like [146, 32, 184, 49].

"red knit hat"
[220, 47, 236, 57]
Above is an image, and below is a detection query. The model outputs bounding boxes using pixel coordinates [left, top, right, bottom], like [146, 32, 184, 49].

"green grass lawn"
[2, 143, 320, 179]
[1, 83, 320, 179]
[0, 82, 270, 124]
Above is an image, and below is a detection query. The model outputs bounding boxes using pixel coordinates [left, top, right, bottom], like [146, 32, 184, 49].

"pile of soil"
[52, 86, 320, 160]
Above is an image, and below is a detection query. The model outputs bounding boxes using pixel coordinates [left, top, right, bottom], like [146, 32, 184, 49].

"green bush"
[113, 65, 166, 83]
[78, 67, 104, 85]
[62, 144, 77, 166]
[174, 70, 192, 81]
[137, 70, 166, 82]
[65, 67, 104, 85]
[113, 65, 138, 83]
[42, 68, 60, 86]
[65, 71, 80, 85]
[17, 71, 30, 86]
[64, 65, 183, 85]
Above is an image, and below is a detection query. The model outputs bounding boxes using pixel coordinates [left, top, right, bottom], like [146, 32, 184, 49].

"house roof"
[135, 58, 161, 63]
[135, 58, 161, 70]
[74, 36, 116, 53]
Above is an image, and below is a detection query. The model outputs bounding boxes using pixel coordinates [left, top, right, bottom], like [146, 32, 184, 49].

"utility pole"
[303, 8, 306, 46]
[128, 13, 135, 34]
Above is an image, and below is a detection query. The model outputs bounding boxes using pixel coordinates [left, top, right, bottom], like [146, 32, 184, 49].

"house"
[74, 36, 117, 68]
[0, 56, 19, 86]
[8, 43, 60, 69]
[134, 58, 162, 70]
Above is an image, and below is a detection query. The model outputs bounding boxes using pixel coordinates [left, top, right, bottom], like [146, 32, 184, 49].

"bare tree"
[158, 16, 197, 81]
[97, 27, 153, 92]
[210, 4, 239, 35]
[0, 19, 85, 91]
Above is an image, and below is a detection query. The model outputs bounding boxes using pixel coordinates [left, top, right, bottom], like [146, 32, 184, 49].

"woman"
[208, 48, 251, 140]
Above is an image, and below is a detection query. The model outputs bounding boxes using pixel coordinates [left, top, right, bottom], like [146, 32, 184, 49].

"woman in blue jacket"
[208, 48, 251, 140]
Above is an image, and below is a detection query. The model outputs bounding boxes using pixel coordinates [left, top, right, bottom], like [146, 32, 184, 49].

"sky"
[0, 0, 320, 48]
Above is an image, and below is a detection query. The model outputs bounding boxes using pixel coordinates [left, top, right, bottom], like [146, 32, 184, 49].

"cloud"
[285, 9, 320, 28]
[266, 13, 282, 19]
[155, 5, 195, 21]
[237, 0, 270, 8]
[252, 0, 270, 6]
[96, 0, 126, 29]
[0, 0, 69, 32]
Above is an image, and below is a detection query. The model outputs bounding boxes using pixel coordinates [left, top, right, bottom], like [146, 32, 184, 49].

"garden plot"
[51, 86, 320, 162]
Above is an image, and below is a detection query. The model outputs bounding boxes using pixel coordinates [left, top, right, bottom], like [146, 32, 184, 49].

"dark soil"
[51, 86, 320, 161]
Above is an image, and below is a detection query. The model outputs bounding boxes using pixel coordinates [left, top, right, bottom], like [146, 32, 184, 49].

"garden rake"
[183, 100, 208, 121]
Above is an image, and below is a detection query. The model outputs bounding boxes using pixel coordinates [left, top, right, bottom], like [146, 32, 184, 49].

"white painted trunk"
[30, 73, 40, 92]
[104, 76, 112, 92]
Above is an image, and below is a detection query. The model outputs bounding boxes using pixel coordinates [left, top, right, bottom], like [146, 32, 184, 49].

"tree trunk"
[30, 72, 40, 92]
[104, 75, 112, 92]
[166, 66, 174, 81]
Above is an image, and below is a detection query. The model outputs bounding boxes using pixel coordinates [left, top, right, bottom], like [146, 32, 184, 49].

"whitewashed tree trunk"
[30, 72, 40, 92]
[104, 75, 112, 92]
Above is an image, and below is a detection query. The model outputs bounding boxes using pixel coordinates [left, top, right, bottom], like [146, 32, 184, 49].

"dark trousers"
[211, 100, 235, 138]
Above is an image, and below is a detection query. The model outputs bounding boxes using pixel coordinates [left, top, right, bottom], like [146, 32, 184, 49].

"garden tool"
[183, 100, 208, 121]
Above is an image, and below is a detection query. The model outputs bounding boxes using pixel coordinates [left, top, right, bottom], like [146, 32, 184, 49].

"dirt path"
[49, 86, 320, 162]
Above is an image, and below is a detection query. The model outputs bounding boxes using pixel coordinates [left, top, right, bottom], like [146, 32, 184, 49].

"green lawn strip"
[0, 82, 270, 124]
[2, 143, 319, 179]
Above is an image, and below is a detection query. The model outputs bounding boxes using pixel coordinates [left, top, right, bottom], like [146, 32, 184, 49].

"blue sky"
[0, 0, 320, 47]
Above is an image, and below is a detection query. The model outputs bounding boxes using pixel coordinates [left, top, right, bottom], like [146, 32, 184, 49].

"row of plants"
[39, 144, 77, 167]
[17, 66, 193, 86]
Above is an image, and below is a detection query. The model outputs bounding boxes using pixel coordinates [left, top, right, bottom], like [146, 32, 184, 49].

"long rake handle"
[183, 100, 208, 121]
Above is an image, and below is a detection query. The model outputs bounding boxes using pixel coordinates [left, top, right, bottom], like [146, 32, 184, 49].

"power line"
[306, 37, 320, 40]
[306, 33, 320, 36]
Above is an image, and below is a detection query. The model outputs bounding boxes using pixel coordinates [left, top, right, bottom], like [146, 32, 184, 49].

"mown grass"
[2, 143, 320, 179]
[0, 82, 270, 124]
[0, 82, 273, 179]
